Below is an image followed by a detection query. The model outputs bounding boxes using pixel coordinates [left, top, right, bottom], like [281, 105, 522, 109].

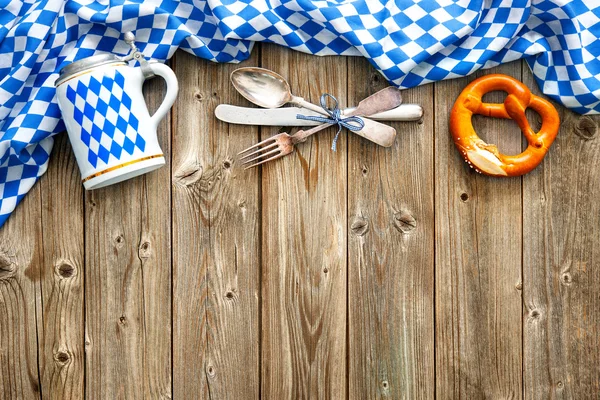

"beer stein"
[55, 32, 178, 189]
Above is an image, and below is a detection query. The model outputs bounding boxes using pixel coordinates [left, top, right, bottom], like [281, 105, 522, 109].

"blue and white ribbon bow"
[1, 0, 600, 227]
[296, 94, 364, 151]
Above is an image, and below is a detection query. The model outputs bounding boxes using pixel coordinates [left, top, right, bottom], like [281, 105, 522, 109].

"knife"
[215, 104, 423, 126]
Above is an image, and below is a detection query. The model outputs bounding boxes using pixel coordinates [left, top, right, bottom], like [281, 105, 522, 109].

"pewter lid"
[55, 53, 125, 86]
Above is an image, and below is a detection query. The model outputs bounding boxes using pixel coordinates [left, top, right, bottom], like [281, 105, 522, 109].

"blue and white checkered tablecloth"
[1, 0, 599, 227]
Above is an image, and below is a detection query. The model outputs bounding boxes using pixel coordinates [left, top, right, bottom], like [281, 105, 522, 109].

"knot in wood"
[206, 365, 216, 378]
[115, 235, 125, 245]
[194, 91, 203, 102]
[0, 252, 15, 279]
[54, 351, 70, 365]
[222, 158, 232, 169]
[529, 309, 541, 320]
[56, 261, 76, 279]
[138, 241, 151, 260]
[460, 193, 469, 202]
[560, 272, 572, 286]
[574, 116, 597, 140]
[174, 161, 203, 187]
[370, 73, 381, 86]
[393, 210, 416, 233]
[351, 217, 369, 236]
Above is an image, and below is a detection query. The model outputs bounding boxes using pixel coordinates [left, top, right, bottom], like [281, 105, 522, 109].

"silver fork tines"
[238, 134, 289, 169]
[241, 148, 281, 166]
[237, 123, 331, 169]
[238, 137, 276, 156]
[239, 142, 278, 161]
[243, 152, 286, 169]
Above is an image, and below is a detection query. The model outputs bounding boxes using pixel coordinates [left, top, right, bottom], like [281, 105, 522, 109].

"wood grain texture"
[39, 132, 85, 399]
[171, 50, 260, 399]
[260, 43, 348, 399]
[84, 73, 172, 399]
[5, 53, 600, 400]
[0, 162, 43, 399]
[434, 63, 524, 399]
[347, 57, 435, 400]
[522, 62, 600, 399]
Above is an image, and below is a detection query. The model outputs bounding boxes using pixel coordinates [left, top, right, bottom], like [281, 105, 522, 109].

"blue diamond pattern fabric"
[65, 70, 144, 168]
[1, 0, 600, 227]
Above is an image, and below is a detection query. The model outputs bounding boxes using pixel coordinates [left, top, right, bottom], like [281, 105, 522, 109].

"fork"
[238, 123, 330, 169]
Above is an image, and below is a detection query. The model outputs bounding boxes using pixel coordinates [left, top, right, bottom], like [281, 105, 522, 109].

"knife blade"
[214, 104, 423, 126]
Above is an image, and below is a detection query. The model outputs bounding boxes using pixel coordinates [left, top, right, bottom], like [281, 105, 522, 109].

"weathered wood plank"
[522, 62, 600, 399]
[39, 132, 85, 399]
[85, 72, 172, 399]
[171, 50, 260, 399]
[347, 58, 435, 399]
[434, 62, 523, 399]
[260, 44, 348, 399]
[0, 170, 43, 398]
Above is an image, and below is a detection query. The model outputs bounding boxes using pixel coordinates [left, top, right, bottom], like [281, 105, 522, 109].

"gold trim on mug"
[82, 154, 164, 183]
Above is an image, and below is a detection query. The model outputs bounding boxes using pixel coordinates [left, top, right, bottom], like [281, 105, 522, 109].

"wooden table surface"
[1, 43, 599, 399]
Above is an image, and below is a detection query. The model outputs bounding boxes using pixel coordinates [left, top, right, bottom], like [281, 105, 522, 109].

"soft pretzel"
[449, 74, 559, 177]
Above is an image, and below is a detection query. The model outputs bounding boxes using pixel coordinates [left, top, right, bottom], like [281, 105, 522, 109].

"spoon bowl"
[230, 67, 292, 108]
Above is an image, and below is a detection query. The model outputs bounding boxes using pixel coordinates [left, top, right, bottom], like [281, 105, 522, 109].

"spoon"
[344, 86, 403, 118]
[230, 67, 397, 147]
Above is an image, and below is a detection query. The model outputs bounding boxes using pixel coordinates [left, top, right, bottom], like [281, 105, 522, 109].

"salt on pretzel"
[449, 74, 559, 177]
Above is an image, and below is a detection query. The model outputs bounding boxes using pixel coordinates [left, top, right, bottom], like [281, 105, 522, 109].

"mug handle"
[147, 63, 179, 128]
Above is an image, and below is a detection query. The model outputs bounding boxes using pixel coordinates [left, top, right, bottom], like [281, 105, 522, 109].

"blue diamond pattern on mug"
[65, 70, 145, 168]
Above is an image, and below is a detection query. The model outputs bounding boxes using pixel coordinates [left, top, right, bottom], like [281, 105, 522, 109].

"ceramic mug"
[55, 51, 178, 190]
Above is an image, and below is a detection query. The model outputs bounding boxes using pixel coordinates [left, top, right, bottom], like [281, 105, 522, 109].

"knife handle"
[345, 104, 423, 121]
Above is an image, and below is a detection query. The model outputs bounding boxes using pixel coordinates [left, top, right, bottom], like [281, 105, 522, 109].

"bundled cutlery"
[230, 67, 399, 147]
[220, 66, 425, 168]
